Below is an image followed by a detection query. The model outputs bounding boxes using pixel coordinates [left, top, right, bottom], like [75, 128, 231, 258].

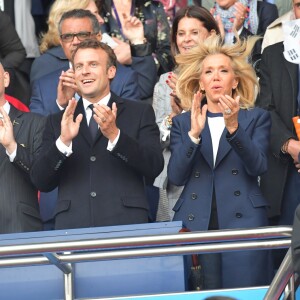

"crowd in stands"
[1, 0, 300, 292]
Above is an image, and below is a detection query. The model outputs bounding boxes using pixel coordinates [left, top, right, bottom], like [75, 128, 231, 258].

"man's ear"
[3, 71, 10, 88]
[96, 33, 102, 41]
[107, 65, 116, 80]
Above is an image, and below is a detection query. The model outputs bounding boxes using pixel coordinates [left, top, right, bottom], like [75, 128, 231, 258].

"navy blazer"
[30, 93, 164, 230]
[168, 107, 272, 288]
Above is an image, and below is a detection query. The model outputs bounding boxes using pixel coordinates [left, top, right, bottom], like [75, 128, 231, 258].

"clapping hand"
[0, 106, 17, 154]
[60, 98, 83, 146]
[92, 102, 119, 142]
[57, 69, 79, 108]
[189, 91, 207, 140]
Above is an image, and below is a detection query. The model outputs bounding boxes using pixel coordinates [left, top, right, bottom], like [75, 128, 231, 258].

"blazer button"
[234, 191, 241, 196]
[90, 156, 96, 162]
[194, 171, 200, 178]
[191, 193, 197, 200]
[236, 213, 242, 218]
[188, 214, 195, 221]
[90, 192, 96, 197]
[232, 169, 238, 175]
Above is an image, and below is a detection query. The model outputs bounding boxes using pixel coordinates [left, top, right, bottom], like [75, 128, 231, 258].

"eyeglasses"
[60, 31, 95, 42]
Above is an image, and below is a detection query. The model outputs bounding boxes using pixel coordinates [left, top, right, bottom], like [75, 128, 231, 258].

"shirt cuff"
[188, 132, 201, 144]
[56, 137, 73, 157]
[56, 99, 65, 111]
[107, 130, 120, 151]
[7, 146, 17, 162]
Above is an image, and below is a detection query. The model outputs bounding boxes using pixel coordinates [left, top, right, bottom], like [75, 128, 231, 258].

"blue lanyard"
[111, 0, 135, 38]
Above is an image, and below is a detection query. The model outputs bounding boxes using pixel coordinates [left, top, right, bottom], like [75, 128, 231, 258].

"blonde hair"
[39, 0, 92, 53]
[175, 34, 260, 111]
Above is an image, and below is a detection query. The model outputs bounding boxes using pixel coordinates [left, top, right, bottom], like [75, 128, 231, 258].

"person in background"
[209, 0, 278, 65]
[0, 61, 45, 233]
[30, 0, 105, 83]
[168, 34, 273, 289]
[153, 5, 220, 222]
[30, 39, 163, 230]
[263, 0, 292, 17]
[99, 0, 173, 76]
[0, 10, 29, 105]
[31, 0, 156, 102]
[261, 0, 295, 52]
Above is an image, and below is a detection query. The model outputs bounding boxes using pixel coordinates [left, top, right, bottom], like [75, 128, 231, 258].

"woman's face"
[216, 0, 237, 9]
[199, 53, 238, 105]
[86, 0, 104, 25]
[176, 17, 210, 54]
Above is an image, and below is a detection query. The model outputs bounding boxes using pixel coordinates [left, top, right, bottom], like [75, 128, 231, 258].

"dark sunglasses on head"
[60, 31, 96, 42]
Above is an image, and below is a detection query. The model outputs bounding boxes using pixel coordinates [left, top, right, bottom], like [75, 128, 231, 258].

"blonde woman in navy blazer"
[168, 35, 273, 289]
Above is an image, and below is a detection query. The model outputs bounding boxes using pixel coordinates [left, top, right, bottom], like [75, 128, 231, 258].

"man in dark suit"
[30, 39, 163, 229]
[256, 0, 300, 226]
[0, 61, 44, 233]
[30, 9, 153, 227]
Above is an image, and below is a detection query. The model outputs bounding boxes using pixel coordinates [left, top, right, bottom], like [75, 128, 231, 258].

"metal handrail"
[0, 226, 293, 300]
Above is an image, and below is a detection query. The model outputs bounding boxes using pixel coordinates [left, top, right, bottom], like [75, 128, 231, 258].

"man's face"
[60, 17, 100, 60]
[294, 0, 300, 19]
[73, 48, 116, 102]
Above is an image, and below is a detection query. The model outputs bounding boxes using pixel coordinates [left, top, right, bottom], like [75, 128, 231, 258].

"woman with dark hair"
[98, 0, 173, 76]
[153, 6, 220, 222]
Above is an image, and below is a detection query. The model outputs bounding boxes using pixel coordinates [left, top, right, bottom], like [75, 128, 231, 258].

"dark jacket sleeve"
[111, 103, 164, 180]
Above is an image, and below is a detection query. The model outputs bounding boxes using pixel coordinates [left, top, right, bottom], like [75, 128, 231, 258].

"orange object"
[293, 116, 300, 140]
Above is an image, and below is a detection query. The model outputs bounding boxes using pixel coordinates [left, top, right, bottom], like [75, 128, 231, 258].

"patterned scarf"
[213, 0, 258, 44]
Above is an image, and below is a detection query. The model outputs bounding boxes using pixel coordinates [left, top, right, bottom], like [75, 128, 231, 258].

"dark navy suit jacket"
[30, 93, 164, 230]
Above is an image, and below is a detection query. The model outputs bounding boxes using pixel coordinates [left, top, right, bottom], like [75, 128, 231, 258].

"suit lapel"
[200, 120, 214, 169]
[284, 57, 298, 116]
[214, 109, 254, 168]
[9, 106, 24, 141]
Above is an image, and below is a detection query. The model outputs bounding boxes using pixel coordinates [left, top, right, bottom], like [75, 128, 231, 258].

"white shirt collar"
[0, 101, 10, 117]
[82, 93, 111, 113]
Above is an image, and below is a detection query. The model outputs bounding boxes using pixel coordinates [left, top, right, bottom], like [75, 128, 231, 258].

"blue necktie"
[88, 104, 98, 139]
[264, 0, 274, 3]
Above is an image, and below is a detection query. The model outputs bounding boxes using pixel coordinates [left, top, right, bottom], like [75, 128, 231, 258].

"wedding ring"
[101, 117, 106, 122]
[240, 16, 245, 20]
[224, 108, 232, 115]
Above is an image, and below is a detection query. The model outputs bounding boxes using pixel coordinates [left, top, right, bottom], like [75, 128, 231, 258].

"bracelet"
[164, 114, 172, 130]
[281, 139, 291, 154]
[129, 38, 147, 46]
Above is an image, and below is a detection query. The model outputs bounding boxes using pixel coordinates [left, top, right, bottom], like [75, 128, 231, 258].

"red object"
[5, 94, 29, 112]
[293, 116, 300, 140]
